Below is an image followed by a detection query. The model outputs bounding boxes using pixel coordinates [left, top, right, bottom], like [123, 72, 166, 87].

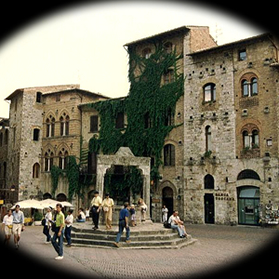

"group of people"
[1, 204, 25, 249]
[2, 196, 188, 260]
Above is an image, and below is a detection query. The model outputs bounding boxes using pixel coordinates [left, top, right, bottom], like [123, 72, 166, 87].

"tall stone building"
[184, 33, 279, 225]
[1, 84, 109, 207]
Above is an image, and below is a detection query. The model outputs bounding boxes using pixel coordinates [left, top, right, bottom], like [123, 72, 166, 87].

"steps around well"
[69, 222, 197, 249]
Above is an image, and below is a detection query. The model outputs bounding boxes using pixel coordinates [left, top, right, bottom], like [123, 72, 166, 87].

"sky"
[0, 1, 264, 118]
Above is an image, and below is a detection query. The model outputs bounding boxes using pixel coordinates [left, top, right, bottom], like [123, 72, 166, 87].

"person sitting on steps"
[168, 210, 188, 238]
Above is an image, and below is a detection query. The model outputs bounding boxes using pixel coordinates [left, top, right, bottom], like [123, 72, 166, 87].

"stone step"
[72, 226, 176, 236]
[70, 235, 195, 249]
[71, 231, 182, 242]
[69, 223, 196, 249]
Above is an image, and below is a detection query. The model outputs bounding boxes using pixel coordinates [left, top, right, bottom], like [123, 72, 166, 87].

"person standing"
[130, 204, 136, 227]
[162, 205, 169, 223]
[1, 209, 13, 245]
[43, 206, 52, 243]
[138, 198, 147, 222]
[51, 203, 65, 260]
[65, 209, 74, 247]
[90, 191, 102, 230]
[102, 193, 114, 230]
[113, 202, 131, 248]
[12, 204, 25, 250]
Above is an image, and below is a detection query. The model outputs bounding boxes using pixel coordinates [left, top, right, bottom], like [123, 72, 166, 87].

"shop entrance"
[238, 186, 260, 225]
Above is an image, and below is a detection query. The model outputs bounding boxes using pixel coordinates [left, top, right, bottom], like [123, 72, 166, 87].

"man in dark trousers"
[90, 191, 102, 230]
[113, 202, 131, 247]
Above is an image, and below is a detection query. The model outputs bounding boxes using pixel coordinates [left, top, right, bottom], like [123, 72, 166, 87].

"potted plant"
[33, 211, 43, 226]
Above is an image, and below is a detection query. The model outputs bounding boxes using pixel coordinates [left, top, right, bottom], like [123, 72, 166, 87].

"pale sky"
[0, 1, 264, 118]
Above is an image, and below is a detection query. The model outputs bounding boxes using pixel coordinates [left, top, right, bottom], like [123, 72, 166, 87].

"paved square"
[1, 224, 278, 278]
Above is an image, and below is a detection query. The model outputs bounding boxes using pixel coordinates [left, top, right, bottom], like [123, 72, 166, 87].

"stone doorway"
[162, 186, 173, 220]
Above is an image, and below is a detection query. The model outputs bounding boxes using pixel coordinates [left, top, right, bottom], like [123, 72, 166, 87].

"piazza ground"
[1, 223, 278, 279]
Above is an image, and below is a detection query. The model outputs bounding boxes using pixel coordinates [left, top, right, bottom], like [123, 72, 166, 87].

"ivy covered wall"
[87, 42, 184, 185]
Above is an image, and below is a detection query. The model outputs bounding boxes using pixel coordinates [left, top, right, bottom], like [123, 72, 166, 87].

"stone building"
[0, 117, 10, 203]
[1, 84, 109, 207]
[78, 26, 216, 221]
[184, 33, 279, 225]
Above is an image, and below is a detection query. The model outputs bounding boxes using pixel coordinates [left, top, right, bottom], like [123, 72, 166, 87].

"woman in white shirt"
[43, 206, 52, 243]
[2, 209, 13, 245]
[65, 209, 74, 247]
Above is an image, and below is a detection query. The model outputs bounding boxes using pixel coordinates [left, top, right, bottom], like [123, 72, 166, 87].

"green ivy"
[50, 166, 63, 197]
[87, 42, 184, 192]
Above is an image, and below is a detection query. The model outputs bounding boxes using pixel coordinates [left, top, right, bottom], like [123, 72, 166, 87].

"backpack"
[163, 221, 171, 229]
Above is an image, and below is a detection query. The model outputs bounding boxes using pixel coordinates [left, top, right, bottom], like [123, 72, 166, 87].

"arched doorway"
[237, 186, 260, 225]
[162, 186, 173, 220]
[56, 193, 67, 202]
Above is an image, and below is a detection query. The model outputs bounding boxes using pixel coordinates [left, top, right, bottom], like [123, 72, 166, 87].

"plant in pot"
[34, 211, 43, 226]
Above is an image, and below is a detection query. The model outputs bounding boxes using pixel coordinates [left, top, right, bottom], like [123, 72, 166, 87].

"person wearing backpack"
[43, 206, 52, 243]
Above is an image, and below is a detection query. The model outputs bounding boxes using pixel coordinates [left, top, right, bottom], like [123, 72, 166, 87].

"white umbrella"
[61, 201, 74, 207]
[12, 199, 45, 209]
[39, 199, 58, 208]
[40, 199, 74, 208]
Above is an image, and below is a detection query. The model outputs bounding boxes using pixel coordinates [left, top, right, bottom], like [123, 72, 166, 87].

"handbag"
[103, 207, 109, 212]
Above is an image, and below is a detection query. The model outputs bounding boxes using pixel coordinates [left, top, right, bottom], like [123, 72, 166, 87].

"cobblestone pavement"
[1, 224, 279, 279]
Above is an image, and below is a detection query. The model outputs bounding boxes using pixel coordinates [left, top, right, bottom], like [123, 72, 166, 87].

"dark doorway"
[162, 187, 174, 220]
[204, 193, 215, 224]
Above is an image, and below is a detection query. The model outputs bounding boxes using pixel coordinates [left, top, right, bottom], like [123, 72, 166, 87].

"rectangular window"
[36, 92, 42, 103]
[90, 116, 99, 133]
[239, 49, 247, 61]
[33, 129, 40, 141]
[115, 112, 124, 129]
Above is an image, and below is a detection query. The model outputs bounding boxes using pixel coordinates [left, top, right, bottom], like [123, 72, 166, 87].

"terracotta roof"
[124, 26, 190, 47]
[187, 33, 271, 56]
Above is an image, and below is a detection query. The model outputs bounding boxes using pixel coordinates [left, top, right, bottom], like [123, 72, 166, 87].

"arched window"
[46, 115, 55, 137]
[243, 130, 249, 148]
[60, 113, 70, 136]
[237, 169, 260, 181]
[205, 126, 212, 152]
[241, 124, 260, 149]
[44, 150, 54, 172]
[252, 130, 259, 147]
[242, 80, 249, 97]
[241, 74, 258, 97]
[203, 83, 216, 102]
[251, 78, 258, 95]
[32, 163, 40, 178]
[204, 174, 214, 189]
[58, 149, 69, 170]
[164, 144, 175, 166]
